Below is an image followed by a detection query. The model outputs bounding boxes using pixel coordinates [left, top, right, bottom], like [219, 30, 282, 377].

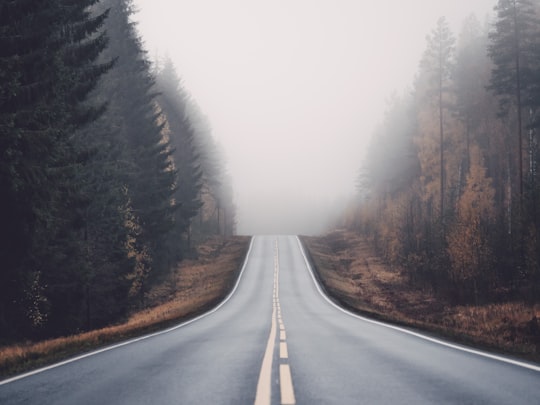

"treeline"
[345, 0, 540, 304]
[0, 0, 234, 341]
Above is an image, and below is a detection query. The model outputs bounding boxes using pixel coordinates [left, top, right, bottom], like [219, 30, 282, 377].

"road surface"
[1, 235, 539, 404]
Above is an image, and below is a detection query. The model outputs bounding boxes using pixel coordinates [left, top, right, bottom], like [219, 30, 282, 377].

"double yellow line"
[254, 239, 296, 405]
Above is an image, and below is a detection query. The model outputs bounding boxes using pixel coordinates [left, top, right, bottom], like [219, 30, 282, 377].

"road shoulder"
[301, 230, 540, 364]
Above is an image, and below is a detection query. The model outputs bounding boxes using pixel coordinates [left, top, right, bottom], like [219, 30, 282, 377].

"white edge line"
[295, 236, 540, 373]
[0, 236, 256, 386]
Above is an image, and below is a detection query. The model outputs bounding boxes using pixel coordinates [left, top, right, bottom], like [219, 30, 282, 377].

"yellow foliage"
[457, 146, 496, 222]
[447, 145, 495, 282]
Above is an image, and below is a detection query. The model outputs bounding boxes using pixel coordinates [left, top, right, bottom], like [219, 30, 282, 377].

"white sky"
[133, 0, 495, 235]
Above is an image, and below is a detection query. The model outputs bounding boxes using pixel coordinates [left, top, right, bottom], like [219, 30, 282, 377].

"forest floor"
[302, 229, 540, 364]
[0, 235, 251, 379]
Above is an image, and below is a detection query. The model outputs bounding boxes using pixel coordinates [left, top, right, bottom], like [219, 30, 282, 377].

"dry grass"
[0, 235, 250, 378]
[302, 230, 540, 362]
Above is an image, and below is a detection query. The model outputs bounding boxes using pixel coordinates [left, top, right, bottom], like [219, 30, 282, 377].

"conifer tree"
[454, 15, 489, 177]
[420, 17, 455, 228]
[0, 0, 112, 336]
[488, 0, 540, 222]
[185, 102, 237, 236]
[155, 57, 203, 253]
[96, 0, 177, 295]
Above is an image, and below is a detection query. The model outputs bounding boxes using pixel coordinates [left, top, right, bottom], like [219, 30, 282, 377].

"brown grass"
[302, 230, 540, 362]
[0, 236, 250, 379]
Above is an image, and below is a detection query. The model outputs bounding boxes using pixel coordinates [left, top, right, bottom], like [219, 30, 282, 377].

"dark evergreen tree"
[488, 0, 540, 220]
[454, 15, 489, 177]
[218, 171, 237, 236]
[156, 57, 203, 253]
[68, 117, 135, 330]
[185, 102, 237, 237]
[0, 0, 112, 337]
[155, 57, 237, 240]
[420, 17, 455, 227]
[0, 0, 234, 339]
[95, 0, 177, 300]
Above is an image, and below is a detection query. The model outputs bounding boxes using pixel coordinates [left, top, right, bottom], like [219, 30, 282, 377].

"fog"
[134, 0, 495, 235]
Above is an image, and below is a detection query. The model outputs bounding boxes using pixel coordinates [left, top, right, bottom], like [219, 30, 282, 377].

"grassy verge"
[0, 235, 251, 379]
[301, 230, 540, 363]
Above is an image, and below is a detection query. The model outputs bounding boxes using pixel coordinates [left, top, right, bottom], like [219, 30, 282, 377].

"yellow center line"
[280, 342, 289, 359]
[254, 240, 280, 405]
[254, 306, 276, 405]
[254, 238, 296, 405]
[280, 364, 296, 405]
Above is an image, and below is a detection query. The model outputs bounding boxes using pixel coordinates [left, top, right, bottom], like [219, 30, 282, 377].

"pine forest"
[0, 0, 235, 341]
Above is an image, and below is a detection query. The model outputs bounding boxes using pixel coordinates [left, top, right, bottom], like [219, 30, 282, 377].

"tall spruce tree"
[454, 15, 489, 178]
[488, 0, 540, 223]
[420, 17, 455, 229]
[156, 57, 203, 253]
[96, 0, 178, 298]
[0, 1, 112, 337]
[185, 102, 237, 236]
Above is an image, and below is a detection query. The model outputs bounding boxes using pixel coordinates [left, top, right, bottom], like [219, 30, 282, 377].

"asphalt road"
[1, 235, 539, 404]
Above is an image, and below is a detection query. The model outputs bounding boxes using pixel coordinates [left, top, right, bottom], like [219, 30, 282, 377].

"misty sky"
[134, 0, 496, 235]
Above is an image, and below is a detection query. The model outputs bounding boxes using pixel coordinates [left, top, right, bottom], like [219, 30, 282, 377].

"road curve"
[1, 235, 539, 404]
